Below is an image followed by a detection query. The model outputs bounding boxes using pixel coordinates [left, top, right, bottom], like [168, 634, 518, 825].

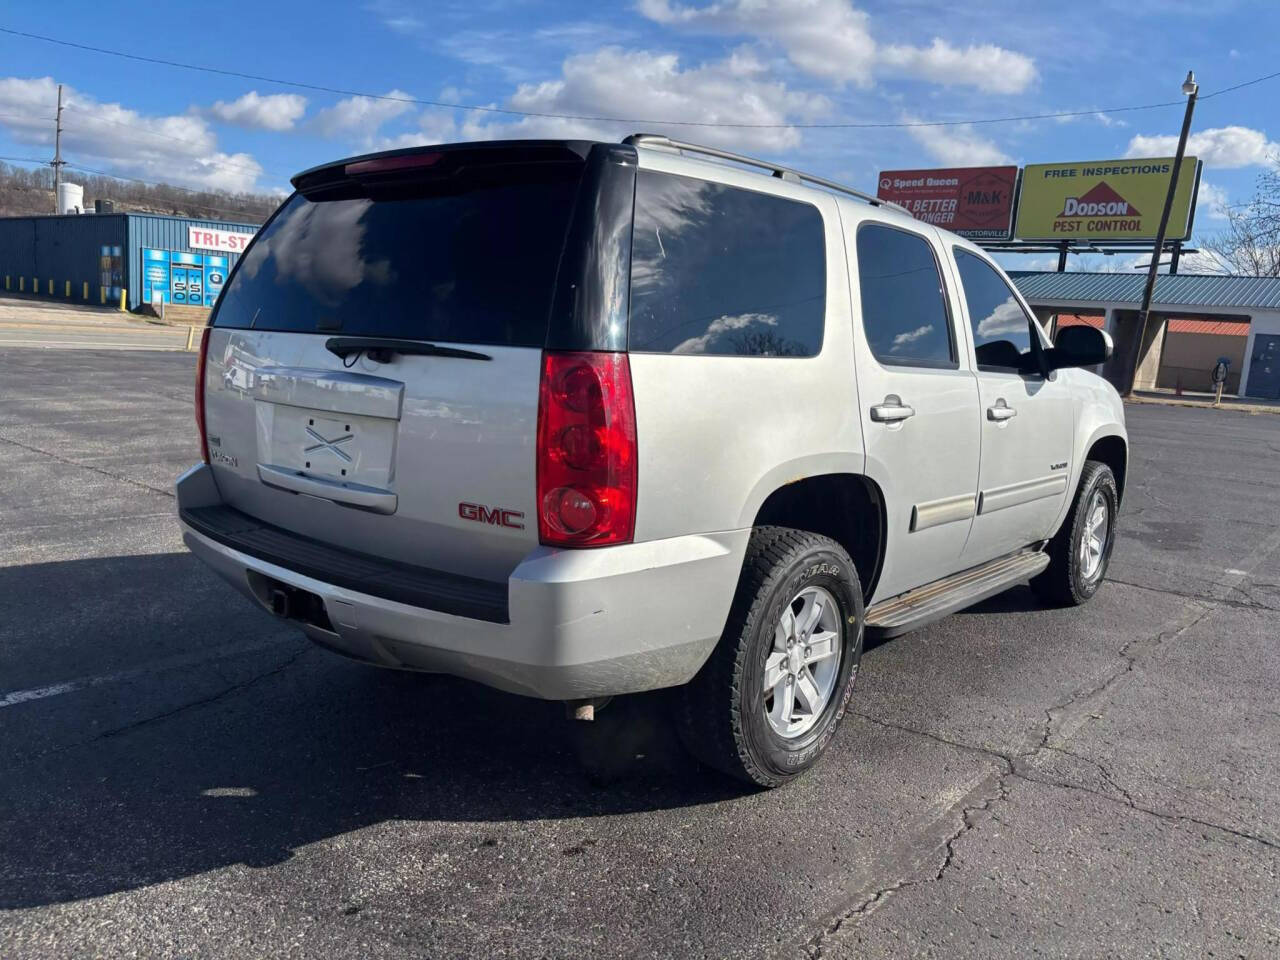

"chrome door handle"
[870, 395, 916, 423]
[987, 400, 1017, 422]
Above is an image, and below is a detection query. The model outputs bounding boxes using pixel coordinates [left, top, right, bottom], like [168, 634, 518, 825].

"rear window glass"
[629, 170, 825, 357]
[212, 164, 583, 347]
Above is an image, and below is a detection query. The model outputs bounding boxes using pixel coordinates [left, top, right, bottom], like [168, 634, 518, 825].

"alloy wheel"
[762, 585, 843, 739]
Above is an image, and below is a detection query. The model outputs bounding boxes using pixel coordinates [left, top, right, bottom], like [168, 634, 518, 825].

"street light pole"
[1123, 70, 1198, 398]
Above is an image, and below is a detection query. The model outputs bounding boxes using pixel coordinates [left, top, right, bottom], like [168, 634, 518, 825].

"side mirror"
[1047, 325, 1112, 371]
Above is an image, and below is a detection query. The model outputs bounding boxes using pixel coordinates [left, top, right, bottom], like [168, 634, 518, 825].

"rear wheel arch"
[750, 473, 885, 601]
[1085, 434, 1127, 504]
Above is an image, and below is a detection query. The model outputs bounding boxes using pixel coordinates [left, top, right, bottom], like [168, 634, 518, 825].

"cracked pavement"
[2, 348, 1278, 958]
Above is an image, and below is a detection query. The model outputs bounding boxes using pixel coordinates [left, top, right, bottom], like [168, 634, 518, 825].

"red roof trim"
[1057, 314, 1105, 328]
[1166, 319, 1249, 336]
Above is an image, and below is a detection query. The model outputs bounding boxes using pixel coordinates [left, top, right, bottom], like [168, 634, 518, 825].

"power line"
[0, 111, 54, 123]
[3, 24, 1274, 130]
[1199, 68, 1280, 100]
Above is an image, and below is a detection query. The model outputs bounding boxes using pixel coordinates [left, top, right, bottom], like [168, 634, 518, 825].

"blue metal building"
[0, 212, 258, 310]
[1010, 270, 1280, 399]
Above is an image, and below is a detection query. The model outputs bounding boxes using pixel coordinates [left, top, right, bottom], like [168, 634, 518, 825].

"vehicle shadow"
[954, 583, 1047, 615]
[0, 553, 745, 910]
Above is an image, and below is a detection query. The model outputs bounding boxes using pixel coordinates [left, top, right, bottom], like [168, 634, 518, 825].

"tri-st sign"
[187, 225, 255, 253]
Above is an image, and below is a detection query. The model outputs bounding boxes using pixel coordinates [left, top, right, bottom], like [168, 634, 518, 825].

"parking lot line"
[0, 338, 184, 350]
[0, 638, 297, 709]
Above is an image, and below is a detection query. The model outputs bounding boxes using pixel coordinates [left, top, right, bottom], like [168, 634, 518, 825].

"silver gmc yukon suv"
[178, 135, 1127, 787]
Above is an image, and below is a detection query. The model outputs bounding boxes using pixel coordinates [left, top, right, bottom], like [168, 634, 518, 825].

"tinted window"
[629, 171, 825, 356]
[953, 249, 1037, 371]
[212, 164, 583, 347]
[855, 224, 954, 367]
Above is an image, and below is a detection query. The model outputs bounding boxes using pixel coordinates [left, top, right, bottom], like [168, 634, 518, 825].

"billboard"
[877, 166, 1018, 239]
[1014, 157, 1200, 241]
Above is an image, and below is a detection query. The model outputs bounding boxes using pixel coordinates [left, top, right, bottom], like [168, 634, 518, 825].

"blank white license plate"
[256, 402, 397, 487]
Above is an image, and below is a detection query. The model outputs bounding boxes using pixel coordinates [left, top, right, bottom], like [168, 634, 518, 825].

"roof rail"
[622, 133, 909, 214]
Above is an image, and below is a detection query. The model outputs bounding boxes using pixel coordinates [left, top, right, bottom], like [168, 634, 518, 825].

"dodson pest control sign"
[1014, 157, 1200, 241]
[876, 166, 1018, 239]
[188, 225, 256, 253]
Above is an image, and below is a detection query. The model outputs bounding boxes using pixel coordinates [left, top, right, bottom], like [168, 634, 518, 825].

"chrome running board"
[865, 549, 1050, 638]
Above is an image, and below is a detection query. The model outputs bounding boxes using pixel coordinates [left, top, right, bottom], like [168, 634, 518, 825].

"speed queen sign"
[876, 166, 1018, 240]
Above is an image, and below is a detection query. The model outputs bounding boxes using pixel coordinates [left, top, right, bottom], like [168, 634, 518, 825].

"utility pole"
[1123, 70, 1198, 397]
[51, 83, 65, 214]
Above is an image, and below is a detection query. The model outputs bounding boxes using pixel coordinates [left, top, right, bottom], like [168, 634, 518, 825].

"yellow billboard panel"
[1014, 157, 1199, 241]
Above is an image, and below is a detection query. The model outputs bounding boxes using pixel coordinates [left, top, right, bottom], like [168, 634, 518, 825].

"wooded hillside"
[0, 162, 279, 224]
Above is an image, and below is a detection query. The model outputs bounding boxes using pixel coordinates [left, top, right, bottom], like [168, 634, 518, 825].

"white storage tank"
[57, 182, 84, 214]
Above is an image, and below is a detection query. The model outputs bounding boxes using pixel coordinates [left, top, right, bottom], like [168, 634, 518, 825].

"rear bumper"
[176, 464, 747, 700]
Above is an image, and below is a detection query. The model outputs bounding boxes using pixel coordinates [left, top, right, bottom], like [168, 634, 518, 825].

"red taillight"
[195, 327, 211, 464]
[536, 351, 637, 547]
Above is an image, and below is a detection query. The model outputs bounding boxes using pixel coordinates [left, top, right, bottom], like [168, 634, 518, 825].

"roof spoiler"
[291, 140, 597, 194]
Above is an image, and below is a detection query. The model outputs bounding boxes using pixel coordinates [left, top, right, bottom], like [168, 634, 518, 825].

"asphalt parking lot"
[2, 347, 1278, 959]
[0, 293, 192, 351]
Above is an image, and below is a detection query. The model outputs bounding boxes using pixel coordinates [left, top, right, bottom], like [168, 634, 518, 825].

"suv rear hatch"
[200, 141, 636, 582]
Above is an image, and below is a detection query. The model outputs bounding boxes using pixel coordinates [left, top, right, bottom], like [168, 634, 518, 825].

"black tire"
[677, 526, 864, 788]
[1031, 460, 1118, 606]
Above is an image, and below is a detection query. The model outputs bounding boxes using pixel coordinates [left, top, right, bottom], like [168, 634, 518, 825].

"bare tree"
[1201, 159, 1280, 277]
[0, 161, 279, 223]
[727, 328, 808, 357]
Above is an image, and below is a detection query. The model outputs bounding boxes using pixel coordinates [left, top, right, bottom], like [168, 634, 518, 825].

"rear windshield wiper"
[325, 337, 492, 364]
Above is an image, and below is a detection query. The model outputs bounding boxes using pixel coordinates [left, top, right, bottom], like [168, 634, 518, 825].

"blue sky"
[1, 0, 1278, 271]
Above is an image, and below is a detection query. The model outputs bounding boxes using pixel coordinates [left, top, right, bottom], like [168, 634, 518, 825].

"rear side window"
[211, 164, 583, 347]
[855, 223, 955, 368]
[629, 171, 825, 357]
[953, 248, 1037, 372]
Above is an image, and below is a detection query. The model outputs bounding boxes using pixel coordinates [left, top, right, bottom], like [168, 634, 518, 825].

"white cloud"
[0, 76, 263, 192]
[312, 89, 415, 140]
[364, 0, 423, 35]
[369, 108, 464, 151]
[1195, 180, 1230, 221]
[906, 121, 1013, 167]
[976, 299, 1025, 337]
[209, 91, 307, 131]
[1126, 125, 1280, 169]
[892, 324, 934, 346]
[641, 0, 878, 88]
[1093, 111, 1126, 128]
[639, 0, 1036, 94]
[878, 38, 1036, 96]
[1054, 111, 1125, 129]
[674, 311, 777, 354]
[453, 46, 831, 153]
